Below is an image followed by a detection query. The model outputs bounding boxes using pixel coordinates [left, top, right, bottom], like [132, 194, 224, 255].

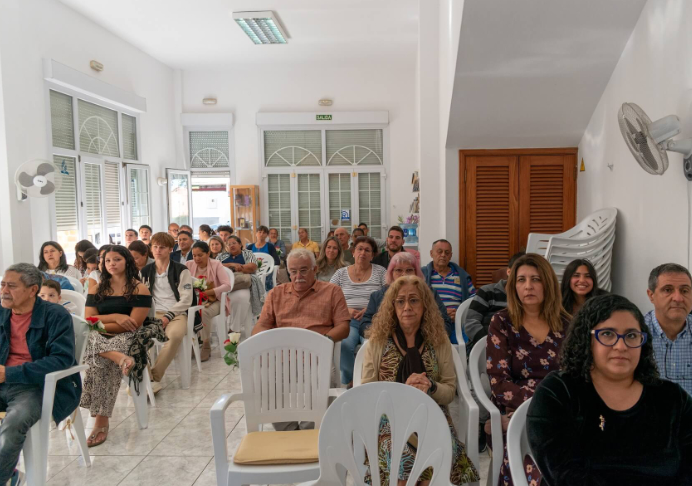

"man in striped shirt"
[422, 239, 475, 322]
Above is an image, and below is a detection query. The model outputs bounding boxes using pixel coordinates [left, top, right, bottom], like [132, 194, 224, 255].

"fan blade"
[40, 181, 55, 195]
[36, 163, 55, 176]
[17, 172, 35, 187]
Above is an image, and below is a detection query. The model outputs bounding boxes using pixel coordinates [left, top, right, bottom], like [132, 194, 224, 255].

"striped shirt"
[430, 268, 476, 310]
[645, 310, 692, 397]
[330, 265, 386, 309]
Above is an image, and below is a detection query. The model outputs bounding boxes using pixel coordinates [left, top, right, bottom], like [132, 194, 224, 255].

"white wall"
[577, 0, 692, 310]
[181, 64, 417, 231]
[0, 0, 177, 266]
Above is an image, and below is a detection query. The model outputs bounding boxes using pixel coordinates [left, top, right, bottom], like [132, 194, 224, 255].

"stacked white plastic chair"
[526, 208, 617, 291]
[210, 328, 338, 486]
[253, 252, 276, 289]
[506, 398, 535, 486]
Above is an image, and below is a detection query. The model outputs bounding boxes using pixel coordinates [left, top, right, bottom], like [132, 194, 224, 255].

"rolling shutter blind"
[264, 130, 322, 167]
[105, 162, 122, 239]
[49, 91, 75, 150]
[53, 155, 79, 249]
[78, 99, 120, 157]
[122, 114, 138, 160]
[129, 167, 150, 228]
[326, 129, 383, 166]
[83, 163, 104, 244]
[297, 173, 322, 241]
[189, 131, 229, 168]
[267, 174, 292, 244]
[358, 173, 382, 238]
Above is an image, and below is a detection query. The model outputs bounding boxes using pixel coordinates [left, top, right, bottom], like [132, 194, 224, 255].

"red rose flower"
[86, 317, 99, 324]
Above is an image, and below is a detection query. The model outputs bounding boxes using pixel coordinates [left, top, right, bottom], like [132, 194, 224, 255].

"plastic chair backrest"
[507, 398, 536, 486]
[353, 340, 368, 387]
[65, 276, 84, 295]
[72, 315, 90, 363]
[314, 382, 453, 486]
[449, 342, 479, 471]
[222, 266, 235, 292]
[455, 299, 473, 361]
[254, 252, 275, 278]
[237, 327, 334, 431]
[61, 290, 86, 317]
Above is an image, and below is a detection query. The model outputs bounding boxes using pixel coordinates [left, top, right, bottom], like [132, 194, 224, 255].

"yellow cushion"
[232, 429, 319, 465]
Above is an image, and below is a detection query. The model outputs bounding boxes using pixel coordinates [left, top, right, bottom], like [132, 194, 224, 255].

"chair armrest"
[42, 364, 89, 425]
[210, 393, 244, 486]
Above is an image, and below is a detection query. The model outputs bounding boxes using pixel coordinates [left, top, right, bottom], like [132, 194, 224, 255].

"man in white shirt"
[140, 232, 194, 392]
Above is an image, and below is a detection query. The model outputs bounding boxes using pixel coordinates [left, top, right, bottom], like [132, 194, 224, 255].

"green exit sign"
[316, 114, 332, 121]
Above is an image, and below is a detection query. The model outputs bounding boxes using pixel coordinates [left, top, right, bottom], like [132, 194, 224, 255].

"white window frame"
[182, 113, 235, 177]
[257, 112, 389, 243]
[44, 68, 147, 246]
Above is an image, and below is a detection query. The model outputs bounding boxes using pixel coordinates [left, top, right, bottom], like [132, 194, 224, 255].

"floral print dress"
[486, 309, 567, 486]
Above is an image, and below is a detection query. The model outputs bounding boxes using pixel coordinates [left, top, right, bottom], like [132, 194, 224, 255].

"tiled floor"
[33, 354, 492, 485]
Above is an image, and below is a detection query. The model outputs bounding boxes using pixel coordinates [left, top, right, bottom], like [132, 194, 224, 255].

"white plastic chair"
[60, 289, 86, 317]
[23, 315, 91, 486]
[455, 299, 473, 369]
[253, 252, 275, 288]
[211, 268, 235, 356]
[526, 208, 617, 291]
[65, 276, 84, 295]
[352, 339, 368, 387]
[506, 399, 535, 486]
[126, 368, 155, 429]
[210, 328, 336, 486]
[312, 382, 455, 486]
[469, 337, 502, 486]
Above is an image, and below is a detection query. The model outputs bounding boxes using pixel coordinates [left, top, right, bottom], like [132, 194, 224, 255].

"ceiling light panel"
[233, 11, 287, 45]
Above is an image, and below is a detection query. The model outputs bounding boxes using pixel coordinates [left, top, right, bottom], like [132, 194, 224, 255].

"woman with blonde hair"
[362, 276, 479, 486]
[315, 236, 346, 282]
[486, 253, 570, 486]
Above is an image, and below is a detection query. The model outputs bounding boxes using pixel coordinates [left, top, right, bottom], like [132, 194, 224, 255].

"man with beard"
[372, 226, 406, 269]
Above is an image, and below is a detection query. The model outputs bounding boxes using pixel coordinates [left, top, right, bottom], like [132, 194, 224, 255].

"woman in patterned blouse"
[486, 253, 570, 486]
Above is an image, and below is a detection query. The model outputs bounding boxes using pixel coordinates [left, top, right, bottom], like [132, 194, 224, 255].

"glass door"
[327, 172, 353, 234]
[104, 161, 123, 245]
[356, 171, 384, 239]
[167, 169, 192, 227]
[79, 157, 107, 246]
[295, 172, 323, 243]
[267, 174, 292, 246]
[192, 172, 230, 238]
[126, 164, 151, 230]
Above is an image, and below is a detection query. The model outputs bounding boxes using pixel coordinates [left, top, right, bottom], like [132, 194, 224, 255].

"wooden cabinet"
[459, 149, 577, 286]
[230, 185, 260, 245]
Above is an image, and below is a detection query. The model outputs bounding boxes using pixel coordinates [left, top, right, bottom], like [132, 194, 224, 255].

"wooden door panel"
[465, 156, 519, 286]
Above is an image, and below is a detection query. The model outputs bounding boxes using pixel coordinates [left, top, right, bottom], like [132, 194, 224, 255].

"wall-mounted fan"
[14, 159, 62, 200]
[618, 102, 692, 180]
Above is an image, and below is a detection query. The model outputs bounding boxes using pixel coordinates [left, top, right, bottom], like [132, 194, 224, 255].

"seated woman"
[209, 235, 230, 262]
[561, 258, 606, 315]
[128, 240, 154, 272]
[74, 239, 96, 277]
[86, 245, 110, 288]
[81, 245, 152, 447]
[486, 253, 570, 486]
[198, 224, 214, 242]
[359, 252, 454, 341]
[38, 241, 82, 280]
[362, 276, 479, 485]
[186, 241, 231, 362]
[78, 248, 98, 284]
[315, 236, 346, 282]
[331, 236, 386, 386]
[528, 294, 692, 485]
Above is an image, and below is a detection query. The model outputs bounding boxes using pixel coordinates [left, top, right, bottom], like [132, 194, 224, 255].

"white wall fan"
[618, 102, 692, 180]
[14, 159, 62, 201]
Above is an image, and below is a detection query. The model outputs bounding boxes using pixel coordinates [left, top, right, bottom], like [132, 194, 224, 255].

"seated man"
[171, 230, 194, 263]
[422, 239, 475, 322]
[268, 228, 287, 262]
[168, 223, 180, 251]
[371, 226, 405, 269]
[0, 264, 80, 486]
[141, 233, 194, 393]
[333, 227, 355, 264]
[464, 251, 525, 356]
[216, 225, 234, 245]
[139, 225, 153, 245]
[253, 248, 350, 431]
[124, 228, 138, 247]
[247, 225, 280, 266]
[645, 263, 692, 396]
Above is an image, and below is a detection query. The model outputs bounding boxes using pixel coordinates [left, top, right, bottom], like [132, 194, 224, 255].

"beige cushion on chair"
[233, 429, 319, 465]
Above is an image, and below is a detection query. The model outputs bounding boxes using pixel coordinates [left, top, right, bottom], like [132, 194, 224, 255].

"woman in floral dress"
[486, 254, 571, 486]
[362, 276, 479, 486]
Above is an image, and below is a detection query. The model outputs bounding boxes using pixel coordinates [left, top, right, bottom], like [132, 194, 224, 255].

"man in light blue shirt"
[644, 263, 692, 396]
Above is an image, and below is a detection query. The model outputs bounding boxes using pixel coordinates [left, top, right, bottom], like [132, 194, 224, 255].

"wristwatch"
[427, 378, 437, 396]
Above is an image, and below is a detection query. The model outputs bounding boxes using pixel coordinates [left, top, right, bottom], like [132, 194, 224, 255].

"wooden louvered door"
[519, 155, 576, 245]
[460, 149, 577, 287]
[464, 156, 519, 286]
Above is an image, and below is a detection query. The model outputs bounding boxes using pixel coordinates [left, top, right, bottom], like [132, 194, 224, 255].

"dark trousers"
[0, 383, 43, 483]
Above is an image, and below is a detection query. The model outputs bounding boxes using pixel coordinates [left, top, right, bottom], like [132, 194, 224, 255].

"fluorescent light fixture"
[233, 11, 288, 45]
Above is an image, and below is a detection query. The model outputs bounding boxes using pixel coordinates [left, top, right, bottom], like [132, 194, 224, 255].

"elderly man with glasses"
[644, 263, 692, 396]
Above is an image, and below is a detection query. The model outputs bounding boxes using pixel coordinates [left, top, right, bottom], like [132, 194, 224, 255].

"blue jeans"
[340, 322, 365, 385]
[0, 383, 43, 483]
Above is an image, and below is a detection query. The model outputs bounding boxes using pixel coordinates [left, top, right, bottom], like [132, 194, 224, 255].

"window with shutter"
[297, 174, 322, 242]
[83, 163, 104, 245]
[189, 131, 229, 168]
[105, 162, 122, 244]
[358, 173, 382, 238]
[78, 99, 120, 157]
[122, 114, 138, 161]
[264, 130, 322, 167]
[129, 167, 150, 229]
[49, 91, 75, 150]
[53, 155, 79, 251]
[326, 129, 383, 166]
[328, 173, 352, 231]
[267, 174, 292, 245]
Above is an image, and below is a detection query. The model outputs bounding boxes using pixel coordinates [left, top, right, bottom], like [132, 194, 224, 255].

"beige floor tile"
[86, 426, 171, 456]
[116, 406, 193, 431]
[164, 372, 227, 391]
[153, 387, 214, 408]
[47, 455, 144, 486]
[118, 456, 212, 486]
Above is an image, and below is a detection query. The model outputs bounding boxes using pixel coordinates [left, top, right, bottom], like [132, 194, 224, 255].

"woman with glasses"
[359, 252, 455, 340]
[331, 236, 386, 386]
[486, 253, 570, 486]
[361, 276, 480, 485]
[528, 294, 692, 485]
[315, 236, 346, 282]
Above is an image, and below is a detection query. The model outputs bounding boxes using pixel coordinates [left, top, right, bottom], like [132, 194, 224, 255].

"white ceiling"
[58, 0, 419, 70]
[447, 0, 648, 148]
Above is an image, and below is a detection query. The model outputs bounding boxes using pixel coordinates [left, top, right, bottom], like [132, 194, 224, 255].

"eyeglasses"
[591, 329, 647, 348]
[288, 269, 311, 277]
[394, 297, 422, 308]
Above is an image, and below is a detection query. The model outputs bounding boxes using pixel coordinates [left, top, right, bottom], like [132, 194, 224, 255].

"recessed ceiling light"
[233, 11, 288, 45]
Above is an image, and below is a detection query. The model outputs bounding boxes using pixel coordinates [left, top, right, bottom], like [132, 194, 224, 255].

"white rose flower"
[97, 321, 105, 330]
[228, 332, 241, 344]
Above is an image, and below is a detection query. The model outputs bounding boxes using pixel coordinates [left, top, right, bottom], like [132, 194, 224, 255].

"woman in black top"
[528, 294, 692, 485]
[81, 245, 151, 447]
